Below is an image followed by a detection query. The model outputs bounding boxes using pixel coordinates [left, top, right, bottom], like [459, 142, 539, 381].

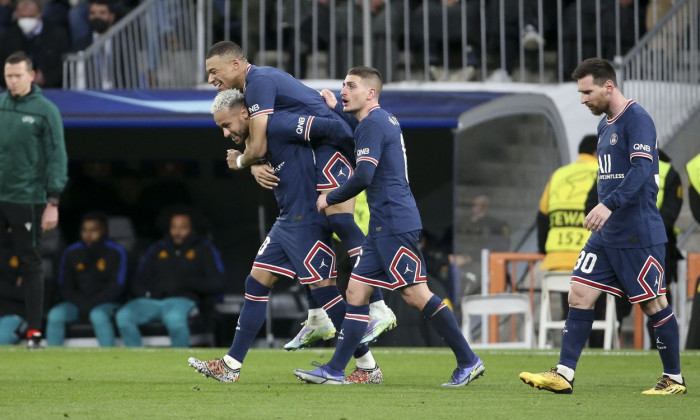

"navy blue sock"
[558, 307, 594, 370]
[649, 305, 681, 375]
[311, 285, 370, 358]
[423, 294, 475, 366]
[328, 303, 369, 373]
[304, 285, 319, 309]
[227, 276, 270, 363]
[311, 286, 345, 324]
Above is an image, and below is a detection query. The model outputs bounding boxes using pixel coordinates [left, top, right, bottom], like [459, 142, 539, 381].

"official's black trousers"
[0, 201, 45, 332]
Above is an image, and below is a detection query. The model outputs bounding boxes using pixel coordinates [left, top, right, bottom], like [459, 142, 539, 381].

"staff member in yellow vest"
[538, 135, 598, 271]
[685, 153, 700, 349]
[537, 135, 598, 343]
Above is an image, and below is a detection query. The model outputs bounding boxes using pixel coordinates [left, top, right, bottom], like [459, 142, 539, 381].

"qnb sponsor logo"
[388, 116, 399, 126]
[295, 116, 307, 135]
[357, 147, 370, 156]
[599, 173, 625, 180]
[247, 103, 260, 113]
[633, 143, 651, 152]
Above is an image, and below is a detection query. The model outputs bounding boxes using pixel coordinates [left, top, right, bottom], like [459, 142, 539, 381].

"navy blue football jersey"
[354, 106, 422, 237]
[590, 100, 667, 248]
[266, 111, 343, 226]
[244, 65, 355, 164]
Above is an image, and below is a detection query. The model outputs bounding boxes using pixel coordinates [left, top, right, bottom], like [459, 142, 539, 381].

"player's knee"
[567, 284, 599, 309]
[639, 295, 669, 316]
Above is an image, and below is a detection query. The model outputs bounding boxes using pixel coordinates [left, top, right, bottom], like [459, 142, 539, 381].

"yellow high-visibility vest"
[656, 160, 671, 209]
[542, 155, 598, 256]
[688, 154, 700, 196]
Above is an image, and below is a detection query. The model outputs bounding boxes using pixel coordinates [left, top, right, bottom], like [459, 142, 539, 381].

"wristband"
[236, 154, 244, 169]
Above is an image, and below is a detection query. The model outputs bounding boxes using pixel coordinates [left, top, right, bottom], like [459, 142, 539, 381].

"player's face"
[4, 61, 34, 97]
[214, 106, 249, 145]
[206, 55, 242, 91]
[340, 74, 370, 113]
[169, 214, 192, 245]
[80, 220, 105, 246]
[577, 74, 610, 116]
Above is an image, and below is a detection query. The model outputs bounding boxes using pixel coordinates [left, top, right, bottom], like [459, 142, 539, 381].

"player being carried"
[294, 66, 484, 386]
[188, 89, 382, 384]
[203, 41, 396, 351]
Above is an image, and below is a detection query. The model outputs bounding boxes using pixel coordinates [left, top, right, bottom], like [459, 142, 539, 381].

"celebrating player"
[294, 67, 484, 386]
[188, 89, 382, 384]
[520, 58, 686, 395]
[203, 41, 396, 351]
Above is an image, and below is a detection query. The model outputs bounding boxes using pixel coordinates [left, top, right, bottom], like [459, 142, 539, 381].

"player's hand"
[250, 164, 279, 189]
[227, 149, 243, 170]
[41, 204, 59, 232]
[583, 203, 612, 232]
[316, 193, 329, 213]
[320, 89, 338, 109]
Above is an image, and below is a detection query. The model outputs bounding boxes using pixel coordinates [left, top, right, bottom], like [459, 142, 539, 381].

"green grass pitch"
[1, 347, 698, 419]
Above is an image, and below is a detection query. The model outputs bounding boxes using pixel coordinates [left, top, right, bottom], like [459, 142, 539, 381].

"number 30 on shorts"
[574, 250, 597, 274]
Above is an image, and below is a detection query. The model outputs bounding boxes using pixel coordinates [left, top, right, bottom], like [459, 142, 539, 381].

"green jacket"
[0, 85, 68, 204]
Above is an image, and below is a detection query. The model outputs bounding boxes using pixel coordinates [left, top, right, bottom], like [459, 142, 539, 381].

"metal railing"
[617, 0, 700, 147]
[63, 0, 698, 90]
[63, 0, 198, 89]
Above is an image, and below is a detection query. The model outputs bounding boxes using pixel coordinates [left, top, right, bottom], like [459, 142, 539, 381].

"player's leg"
[401, 282, 484, 387]
[520, 245, 612, 394]
[306, 278, 381, 383]
[189, 268, 278, 383]
[639, 295, 686, 394]
[46, 301, 79, 346]
[88, 303, 119, 347]
[633, 244, 685, 394]
[160, 297, 197, 347]
[294, 280, 375, 384]
[284, 280, 337, 351]
[324, 196, 396, 343]
[115, 297, 161, 347]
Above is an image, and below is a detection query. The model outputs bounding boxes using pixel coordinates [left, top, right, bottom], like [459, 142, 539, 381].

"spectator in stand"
[561, 0, 649, 81]
[46, 211, 128, 346]
[0, 0, 13, 40]
[115, 207, 225, 347]
[335, 0, 407, 81]
[73, 0, 116, 50]
[410, 0, 481, 81]
[0, 0, 71, 88]
[0, 235, 25, 345]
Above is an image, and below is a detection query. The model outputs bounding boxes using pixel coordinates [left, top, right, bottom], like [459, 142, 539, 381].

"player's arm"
[232, 114, 269, 170]
[318, 160, 376, 212]
[317, 122, 379, 212]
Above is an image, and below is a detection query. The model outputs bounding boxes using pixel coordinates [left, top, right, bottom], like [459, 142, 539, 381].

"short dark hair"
[571, 58, 617, 87]
[89, 0, 116, 12]
[579, 134, 598, 155]
[81, 211, 109, 235]
[5, 51, 33, 71]
[206, 41, 246, 61]
[347, 66, 383, 95]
